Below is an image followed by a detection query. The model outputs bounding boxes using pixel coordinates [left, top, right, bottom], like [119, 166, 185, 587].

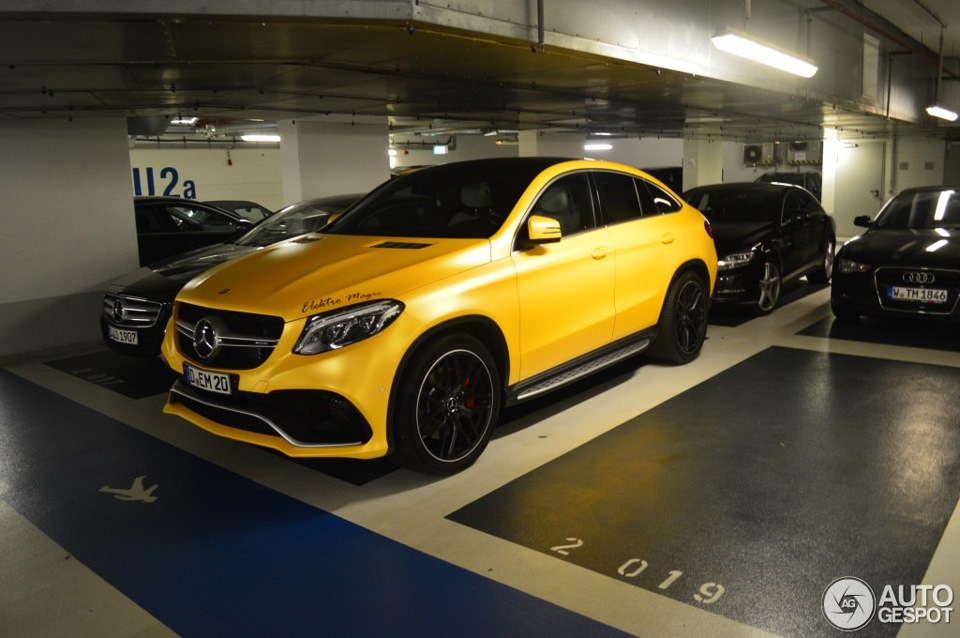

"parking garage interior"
[2, 2, 960, 636]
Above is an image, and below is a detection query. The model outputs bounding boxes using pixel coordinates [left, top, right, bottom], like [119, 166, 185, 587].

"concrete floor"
[2, 286, 959, 637]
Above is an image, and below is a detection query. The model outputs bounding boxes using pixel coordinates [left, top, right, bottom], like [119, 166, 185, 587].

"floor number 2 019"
[549, 537, 725, 605]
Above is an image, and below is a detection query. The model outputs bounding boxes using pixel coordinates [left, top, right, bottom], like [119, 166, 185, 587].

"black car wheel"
[808, 238, 835, 284]
[756, 260, 782, 314]
[648, 270, 709, 364]
[394, 334, 501, 475]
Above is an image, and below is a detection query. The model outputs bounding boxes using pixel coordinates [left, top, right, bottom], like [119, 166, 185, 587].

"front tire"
[394, 334, 501, 475]
[647, 270, 709, 364]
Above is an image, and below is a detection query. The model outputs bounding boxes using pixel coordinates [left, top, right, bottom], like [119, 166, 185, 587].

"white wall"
[129, 146, 284, 210]
[0, 118, 134, 357]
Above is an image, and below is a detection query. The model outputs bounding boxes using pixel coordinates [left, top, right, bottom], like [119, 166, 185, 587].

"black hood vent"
[372, 241, 431, 249]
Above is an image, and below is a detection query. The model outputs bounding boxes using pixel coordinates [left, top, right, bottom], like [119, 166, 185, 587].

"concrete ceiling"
[1, 1, 959, 144]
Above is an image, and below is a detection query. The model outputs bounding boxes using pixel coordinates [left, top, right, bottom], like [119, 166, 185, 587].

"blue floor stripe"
[0, 369, 632, 637]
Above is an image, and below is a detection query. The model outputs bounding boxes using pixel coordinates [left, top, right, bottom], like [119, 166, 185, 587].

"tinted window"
[683, 188, 782, 223]
[875, 189, 960, 230]
[644, 181, 683, 214]
[594, 171, 643, 224]
[530, 173, 596, 236]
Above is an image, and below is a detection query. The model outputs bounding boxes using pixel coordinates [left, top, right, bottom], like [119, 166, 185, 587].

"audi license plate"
[108, 326, 138, 345]
[183, 363, 233, 395]
[888, 286, 948, 303]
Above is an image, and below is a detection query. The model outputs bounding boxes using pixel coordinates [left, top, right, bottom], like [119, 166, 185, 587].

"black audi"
[683, 182, 835, 314]
[101, 193, 361, 356]
[832, 185, 960, 323]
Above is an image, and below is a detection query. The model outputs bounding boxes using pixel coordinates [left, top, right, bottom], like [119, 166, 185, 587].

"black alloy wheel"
[808, 238, 835, 284]
[648, 270, 709, 364]
[395, 334, 501, 475]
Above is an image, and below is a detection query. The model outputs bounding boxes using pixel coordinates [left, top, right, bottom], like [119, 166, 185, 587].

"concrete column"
[0, 117, 134, 357]
[278, 120, 391, 206]
[682, 138, 724, 190]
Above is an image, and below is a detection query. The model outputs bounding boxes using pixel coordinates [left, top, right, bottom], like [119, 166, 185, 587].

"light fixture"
[240, 133, 281, 143]
[926, 105, 958, 122]
[170, 116, 198, 126]
[584, 142, 613, 151]
[927, 27, 957, 122]
[712, 27, 818, 78]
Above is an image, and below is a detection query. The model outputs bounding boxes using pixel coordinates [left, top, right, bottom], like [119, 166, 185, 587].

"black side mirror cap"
[853, 215, 872, 228]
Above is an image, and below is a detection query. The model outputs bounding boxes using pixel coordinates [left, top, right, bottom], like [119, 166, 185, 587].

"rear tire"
[393, 334, 501, 475]
[647, 270, 709, 364]
[808, 238, 835, 284]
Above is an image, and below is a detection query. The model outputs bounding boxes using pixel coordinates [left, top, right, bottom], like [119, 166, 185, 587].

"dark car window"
[643, 181, 683, 214]
[683, 188, 782, 224]
[594, 171, 644, 224]
[783, 191, 804, 224]
[875, 189, 960, 230]
[326, 162, 540, 238]
[529, 173, 596, 237]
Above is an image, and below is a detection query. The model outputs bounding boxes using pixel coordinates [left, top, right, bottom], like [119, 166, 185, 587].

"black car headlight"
[718, 250, 756, 271]
[837, 258, 871, 274]
[294, 299, 404, 355]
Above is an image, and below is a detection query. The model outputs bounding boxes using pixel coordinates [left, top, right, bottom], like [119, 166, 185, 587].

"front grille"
[170, 380, 372, 447]
[875, 267, 960, 315]
[175, 302, 284, 369]
[102, 294, 165, 328]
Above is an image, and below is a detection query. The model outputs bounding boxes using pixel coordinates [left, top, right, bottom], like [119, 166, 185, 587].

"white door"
[833, 141, 885, 238]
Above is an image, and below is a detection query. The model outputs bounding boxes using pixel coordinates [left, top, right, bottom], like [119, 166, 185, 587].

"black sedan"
[103, 193, 362, 356]
[832, 185, 960, 323]
[683, 182, 835, 313]
[135, 197, 253, 266]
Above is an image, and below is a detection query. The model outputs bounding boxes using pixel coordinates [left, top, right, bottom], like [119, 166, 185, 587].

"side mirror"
[527, 215, 562, 244]
[853, 215, 872, 228]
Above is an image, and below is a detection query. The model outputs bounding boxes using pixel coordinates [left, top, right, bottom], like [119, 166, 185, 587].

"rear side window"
[642, 181, 683, 214]
[594, 171, 644, 224]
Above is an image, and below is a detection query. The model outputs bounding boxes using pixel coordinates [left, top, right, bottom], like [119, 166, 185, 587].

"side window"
[530, 173, 596, 237]
[594, 171, 643, 224]
[642, 181, 683, 214]
[799, 192, 821, 216]
[783, 191, 803, 224]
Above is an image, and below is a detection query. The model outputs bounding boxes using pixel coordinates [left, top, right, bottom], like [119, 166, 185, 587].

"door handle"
[591, 246, 613, 259]
[661, 233, 676, 244]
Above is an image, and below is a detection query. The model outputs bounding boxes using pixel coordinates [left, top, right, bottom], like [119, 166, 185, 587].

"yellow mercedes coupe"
[161, 158, 717, 474]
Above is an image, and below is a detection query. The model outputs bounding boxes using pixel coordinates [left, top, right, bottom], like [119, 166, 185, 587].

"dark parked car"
[832, 185, 960, 323]
[683, 182, 835, 314]
[134, 197, 252, 266]
[204, 199, 274, 222]
[103, 193, 361, 356]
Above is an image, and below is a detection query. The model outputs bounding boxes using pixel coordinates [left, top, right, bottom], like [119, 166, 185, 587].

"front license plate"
[108, 326, 139, 345]
[183, 364, 232, 395]
[888, 286, 948, 304]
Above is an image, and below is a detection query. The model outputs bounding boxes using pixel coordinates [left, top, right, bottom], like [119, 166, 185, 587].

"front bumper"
[832, 268, 960, 321]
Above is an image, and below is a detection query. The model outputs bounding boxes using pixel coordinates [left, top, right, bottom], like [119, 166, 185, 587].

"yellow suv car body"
[161, 158, 717, 474]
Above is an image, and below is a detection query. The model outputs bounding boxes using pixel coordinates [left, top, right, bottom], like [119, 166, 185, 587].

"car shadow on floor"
[799, 315, 960, 352]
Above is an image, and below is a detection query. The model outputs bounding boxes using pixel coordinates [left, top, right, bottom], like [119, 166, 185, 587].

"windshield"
[874, 189, 960, 230]
[324, 163, 541, 239]
[235, 197, 356, 247]
[683, 189, 783, 224]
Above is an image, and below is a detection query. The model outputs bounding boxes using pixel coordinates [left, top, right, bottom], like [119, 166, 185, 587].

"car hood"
[104, 243, 260, 302]
[178, 234, 493, 321]
[710, 221, 777, 257]
[839, 229, 960, 269]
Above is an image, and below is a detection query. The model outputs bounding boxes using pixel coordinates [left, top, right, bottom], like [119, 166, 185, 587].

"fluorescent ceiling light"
[584, 143, 613, 151]
[170, 117, 197, 125]
[712, 28, 818, 78]
[240, 134, 281, 143]
[926, 105, 958, 122]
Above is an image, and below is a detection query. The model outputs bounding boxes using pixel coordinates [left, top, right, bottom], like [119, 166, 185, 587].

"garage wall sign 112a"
[160, 157, 718, 475]
[132, 166, 197, 199]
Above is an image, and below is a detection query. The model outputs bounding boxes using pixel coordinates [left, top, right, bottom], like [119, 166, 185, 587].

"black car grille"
[169, 380, 372, 446]
[875, 267, 960, 315]
[175, 302, 284, 369]
[102, 293, 165, 328]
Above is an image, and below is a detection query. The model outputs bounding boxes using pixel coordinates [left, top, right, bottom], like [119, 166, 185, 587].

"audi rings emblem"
[112, 299, 125, 322]
[903, 271, 935, 284]
[193, 317, 223, 360]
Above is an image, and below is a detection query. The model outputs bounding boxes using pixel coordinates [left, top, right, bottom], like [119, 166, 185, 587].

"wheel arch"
[385, 315, 509, 454]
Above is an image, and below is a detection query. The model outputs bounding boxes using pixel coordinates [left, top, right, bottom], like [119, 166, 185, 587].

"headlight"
[717, 250, 756, 271]
[294, 299, 404, 355]
[837, 258, 871, 274]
